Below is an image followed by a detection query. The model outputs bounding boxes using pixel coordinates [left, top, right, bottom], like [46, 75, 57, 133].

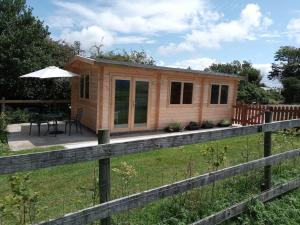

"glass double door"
[113, 77, 149, 131]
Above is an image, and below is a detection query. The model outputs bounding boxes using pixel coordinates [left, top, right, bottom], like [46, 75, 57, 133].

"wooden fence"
[0, 118, 299, 225]
[0, 97, 70, 112]
[233, 104, 300, 125]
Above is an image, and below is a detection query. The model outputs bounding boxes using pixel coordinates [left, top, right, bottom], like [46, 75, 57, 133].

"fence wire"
[0, 128, 299, 225]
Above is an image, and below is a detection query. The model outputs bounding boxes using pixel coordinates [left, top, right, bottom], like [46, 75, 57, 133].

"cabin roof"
[69, 55, 241, 79]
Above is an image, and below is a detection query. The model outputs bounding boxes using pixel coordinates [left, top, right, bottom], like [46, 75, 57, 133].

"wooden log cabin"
[66, 56, 240, 133]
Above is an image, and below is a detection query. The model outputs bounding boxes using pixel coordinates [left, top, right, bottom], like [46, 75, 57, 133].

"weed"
[4, 174, 41, 225]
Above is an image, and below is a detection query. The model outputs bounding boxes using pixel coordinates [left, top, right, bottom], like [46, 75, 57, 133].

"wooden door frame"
[110, 75, 151, 133]
[131, 78, 151, 131]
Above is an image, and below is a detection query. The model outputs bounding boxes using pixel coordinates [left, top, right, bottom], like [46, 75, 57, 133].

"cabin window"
[183, 83, 193, 104]
[210, 84, 229, 104]
[170, 82, 181, 104]
[80, 75, 90, 99]
[170, 81, 193, 104]
[220, 85, 229, 104]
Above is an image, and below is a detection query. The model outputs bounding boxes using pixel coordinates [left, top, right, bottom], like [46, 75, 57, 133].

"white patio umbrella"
[20, 66, 79, 79]
[19, 66, 79, 135]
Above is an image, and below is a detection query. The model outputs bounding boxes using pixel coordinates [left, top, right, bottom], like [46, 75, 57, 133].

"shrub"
[201, 121, 214, 129]
[4, 174, 40, 224]
[218, 119, 232, 127]
[0, 113, 8, 143]
[0, 142, 9, 156]
[185, 121, 200, 131]
[164, 123, 183, 132]
[6, 108, 30, 124]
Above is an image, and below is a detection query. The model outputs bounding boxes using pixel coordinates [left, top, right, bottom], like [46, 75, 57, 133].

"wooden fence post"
[262, 111, 272, 191]
[98, 129, 111, 225]
[1, 97, 5, 113]
[241, 104, 247, 126]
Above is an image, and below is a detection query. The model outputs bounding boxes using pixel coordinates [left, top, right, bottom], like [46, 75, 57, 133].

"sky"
[27, 0, 300, 87]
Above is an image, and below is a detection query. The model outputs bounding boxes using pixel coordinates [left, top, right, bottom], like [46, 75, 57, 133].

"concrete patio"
[7, 123, 229, 151]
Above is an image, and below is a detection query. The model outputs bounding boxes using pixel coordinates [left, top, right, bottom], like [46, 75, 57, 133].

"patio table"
[43, 112, 65, 136]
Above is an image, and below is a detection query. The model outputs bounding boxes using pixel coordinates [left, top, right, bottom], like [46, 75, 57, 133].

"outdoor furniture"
[29, 113, 49, 136]
[64, 108, 83, 135]
[45, 112, 65, 136]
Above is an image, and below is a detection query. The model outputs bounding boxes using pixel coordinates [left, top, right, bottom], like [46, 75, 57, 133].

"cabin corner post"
[96, 66, 104, 131]
[98, 129, 111, 225]
[155, 72, 162, 130]
[199, 78, 205, 123]
[262, 111, 272, 191]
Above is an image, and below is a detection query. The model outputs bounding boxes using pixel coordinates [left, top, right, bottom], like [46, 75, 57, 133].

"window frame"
[209, 83, 229, 105]
[79, 73, 90, 99]
[169, 81, 194, 105]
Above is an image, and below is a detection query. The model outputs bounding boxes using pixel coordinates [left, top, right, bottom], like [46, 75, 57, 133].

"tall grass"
[0, 130, 299, 224]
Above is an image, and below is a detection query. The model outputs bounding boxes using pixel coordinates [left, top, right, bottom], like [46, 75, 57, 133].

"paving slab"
[7, 123, 228, 151]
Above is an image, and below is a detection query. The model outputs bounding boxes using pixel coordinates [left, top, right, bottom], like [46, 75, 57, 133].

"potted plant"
[185, 121, 200, 130]
[164, 123, 183, 132]
[218, 119, 232, 127]
[201, 120, 214, 129]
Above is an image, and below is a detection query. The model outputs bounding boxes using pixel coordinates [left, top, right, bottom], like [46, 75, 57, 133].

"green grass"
[0, 131, 299, 224]
[0, 145, 64, 156]
[224, 180, 300, 225]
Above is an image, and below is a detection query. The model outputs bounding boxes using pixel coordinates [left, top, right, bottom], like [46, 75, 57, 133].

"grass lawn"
[0, 130, 299, 224]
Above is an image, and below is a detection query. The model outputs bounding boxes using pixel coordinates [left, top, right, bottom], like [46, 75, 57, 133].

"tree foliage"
[0, 0, 76, 100]
[206, 60, 262, 85]
[90, 48, 155, 65]
[206, 60, 282, 104]
[269, 46, 300, 103]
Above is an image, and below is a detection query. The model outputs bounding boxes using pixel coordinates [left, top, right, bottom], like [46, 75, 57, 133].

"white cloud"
[287, 17, 300, 43]
[60, 26, 115, 50]
[48, 0, 223, 49]
[158, 42, 195, 55]
[50, 0, 217, 34]
[253, 64, 282, 88]
[60, 25, 155, 50]
[170, 57, 217, 70]
[159, 4, 272, 54]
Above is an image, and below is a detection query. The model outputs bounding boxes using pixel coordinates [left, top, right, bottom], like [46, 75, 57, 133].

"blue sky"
[27, 0, 300, 87]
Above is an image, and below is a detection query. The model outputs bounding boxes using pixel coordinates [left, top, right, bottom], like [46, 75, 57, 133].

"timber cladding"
[67, 56, 240, 133]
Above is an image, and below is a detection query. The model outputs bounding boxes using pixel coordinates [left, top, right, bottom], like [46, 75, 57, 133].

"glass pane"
[170, 82, 181, 104]
[114, 80, 130, 128]
[210, 84, 220, 104]
[134, 81, 149, 126]
[80, 76, 84, 98]
[220, 85, 229, 104]
[85, 75, 89, 99]
[183, 83, 193, 104]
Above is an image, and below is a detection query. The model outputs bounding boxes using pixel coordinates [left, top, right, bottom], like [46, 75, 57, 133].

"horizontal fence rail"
[191, 177, 300, 225]
[0, 119, 299, 175]
[0, 99, 70, 104]
[35, 148, 300, 225]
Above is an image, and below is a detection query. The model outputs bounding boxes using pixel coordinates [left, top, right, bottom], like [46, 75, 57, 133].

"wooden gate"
[233, 104, 300, 125]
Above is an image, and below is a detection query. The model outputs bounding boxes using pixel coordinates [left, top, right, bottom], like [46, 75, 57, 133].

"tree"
[0, 0, 76, 100]
[269, 46, 300, 103]
[72, 41, 85, 56]
[206, 60, 262, 85]
[206, 60, 282, 104]
[90, 48, 155, 65]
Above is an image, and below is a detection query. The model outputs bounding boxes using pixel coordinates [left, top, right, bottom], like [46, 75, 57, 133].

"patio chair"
[64, 108, 83, 135]
[29, 113, 50, 136]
